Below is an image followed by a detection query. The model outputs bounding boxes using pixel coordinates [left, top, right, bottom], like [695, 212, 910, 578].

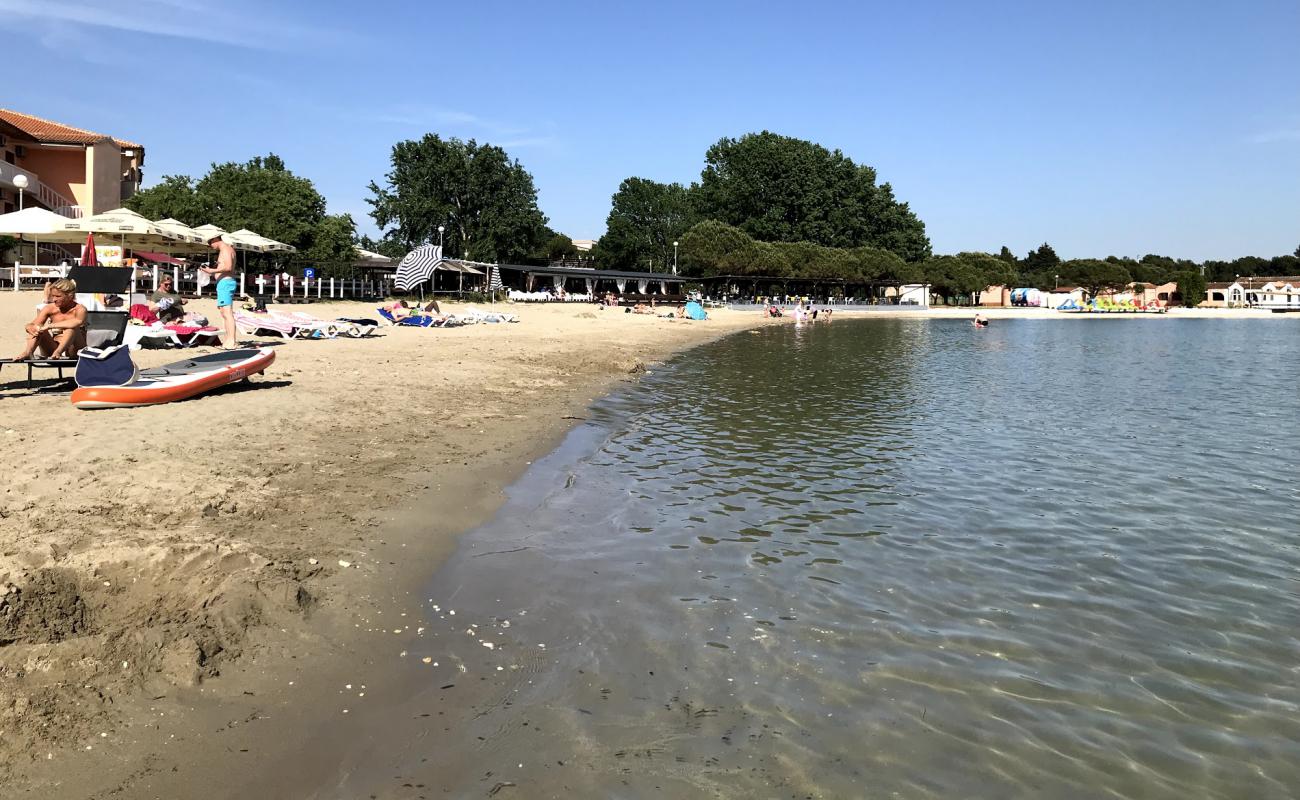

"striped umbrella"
[394, 244, 443, 292]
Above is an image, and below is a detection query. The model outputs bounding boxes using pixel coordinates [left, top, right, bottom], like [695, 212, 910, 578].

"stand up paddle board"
[71, 348, 275, 409]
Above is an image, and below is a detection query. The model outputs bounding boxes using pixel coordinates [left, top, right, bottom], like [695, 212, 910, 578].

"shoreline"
[2, 296, 1291, 795]
[0, 294, 770, 797]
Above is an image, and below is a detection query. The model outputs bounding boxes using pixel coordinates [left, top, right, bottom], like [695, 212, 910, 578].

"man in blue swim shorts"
[201, 232, 239, 349]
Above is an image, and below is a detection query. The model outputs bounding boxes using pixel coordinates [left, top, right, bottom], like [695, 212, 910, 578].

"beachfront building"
[497, 263, 686, 301]
[570, 239, 596, 252]
[1249, 278, 1300, 310]
[976, 284, 1011, 306]
[0, 109, 144, 218]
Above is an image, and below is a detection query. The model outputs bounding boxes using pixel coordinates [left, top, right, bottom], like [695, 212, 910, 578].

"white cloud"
[0, 0, 350, 50]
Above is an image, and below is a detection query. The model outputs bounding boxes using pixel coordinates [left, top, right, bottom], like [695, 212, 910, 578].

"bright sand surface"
[0, 292, 1292, 796]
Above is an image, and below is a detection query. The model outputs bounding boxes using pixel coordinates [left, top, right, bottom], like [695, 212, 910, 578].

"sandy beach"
[1, 294, 1293, 796]
[0, 292, 773, 796]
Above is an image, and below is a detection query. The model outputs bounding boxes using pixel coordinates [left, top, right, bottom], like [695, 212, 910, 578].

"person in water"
[973, 313, 989, 327]
[14, 278, 87, 360]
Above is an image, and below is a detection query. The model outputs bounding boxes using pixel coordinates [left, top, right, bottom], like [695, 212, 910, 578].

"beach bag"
[75, 345, 138, 388]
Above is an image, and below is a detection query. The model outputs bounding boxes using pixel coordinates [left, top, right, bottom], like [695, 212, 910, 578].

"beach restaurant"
[496, 264, 687, 302]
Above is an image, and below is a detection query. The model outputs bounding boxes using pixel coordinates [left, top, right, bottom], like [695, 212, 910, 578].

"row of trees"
[675, 223, 1300, 307]
[126, 155, 358, 274]
[597, 131, 931, 271]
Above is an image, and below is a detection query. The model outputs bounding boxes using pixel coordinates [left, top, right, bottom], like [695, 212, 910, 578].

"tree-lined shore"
[125, 130, 1298, 307]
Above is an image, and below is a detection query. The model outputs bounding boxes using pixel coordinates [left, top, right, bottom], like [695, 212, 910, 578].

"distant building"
[570, 239, 596, 251]
[0, 108, 144, 218]
[1203, 276, 1300, 308]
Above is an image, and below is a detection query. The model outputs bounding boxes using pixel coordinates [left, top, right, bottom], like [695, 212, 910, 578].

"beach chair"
[268, 310, 340, 339]
[235, 310, 298, 339]
[377, 308, 439, 327]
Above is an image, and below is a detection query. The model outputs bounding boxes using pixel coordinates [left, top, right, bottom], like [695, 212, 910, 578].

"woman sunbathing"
[14, 278, 87, 360]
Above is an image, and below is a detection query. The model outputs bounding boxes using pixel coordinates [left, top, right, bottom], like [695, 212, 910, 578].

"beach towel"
[130, 303, 159, 324]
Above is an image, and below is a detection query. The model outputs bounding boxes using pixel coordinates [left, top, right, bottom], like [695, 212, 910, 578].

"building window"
[1211, 292, 1224, 301]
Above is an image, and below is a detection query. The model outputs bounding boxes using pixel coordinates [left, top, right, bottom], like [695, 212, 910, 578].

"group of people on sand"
[11, 232, 241, 361]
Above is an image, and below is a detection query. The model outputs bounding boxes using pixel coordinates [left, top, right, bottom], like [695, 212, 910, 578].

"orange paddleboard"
[71, 348, 275, 409]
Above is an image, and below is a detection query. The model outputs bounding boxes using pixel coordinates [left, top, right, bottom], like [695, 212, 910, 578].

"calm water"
[366, 319, 1300, 798]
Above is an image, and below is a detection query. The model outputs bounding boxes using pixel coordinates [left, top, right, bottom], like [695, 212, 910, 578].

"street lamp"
[437, 225, 445, 252]
[673, 240, 679, 275]
[1054, 274, 1059, 289]
[12, 173, 27, 210]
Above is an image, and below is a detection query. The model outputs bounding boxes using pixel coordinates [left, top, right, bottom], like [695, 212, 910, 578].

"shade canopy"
[0, 207, 90, 242]
[230, 228, 295, 253]
[394, 243, 443, 291]
[193, 224, 264, 253]
[135, 250, 186, 265]
[153, 218, 210, 252]
[60, 207, 181, 248]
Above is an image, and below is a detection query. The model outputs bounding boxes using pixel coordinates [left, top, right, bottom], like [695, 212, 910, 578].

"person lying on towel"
[14, 278, 87, 360]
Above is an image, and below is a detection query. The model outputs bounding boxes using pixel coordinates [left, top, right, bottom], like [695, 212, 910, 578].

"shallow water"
[363, 319, 1300, 798]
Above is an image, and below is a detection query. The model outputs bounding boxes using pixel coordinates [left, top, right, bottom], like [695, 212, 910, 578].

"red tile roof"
[0, 108, 142, 150]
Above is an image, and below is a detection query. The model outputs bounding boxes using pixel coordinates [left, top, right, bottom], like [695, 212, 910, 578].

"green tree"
[1020, 242, 1060, 287]
[678, 220, 755, 278]
[695, 131, 930, 261]
[1175, 269, 1206, 308]
[197, 154, 327, 250]
[1060, 258, 1132, 298]
[997, 245, 1017, 265]
[367, 134, 547, 263]
[596, 177, 696, 270]
[127, 155, 356, 271]
[302, 213, 361, 277]
[125, 174, 212, 225]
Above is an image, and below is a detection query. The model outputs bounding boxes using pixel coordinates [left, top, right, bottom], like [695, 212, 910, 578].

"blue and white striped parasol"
[487, 264, 503, 292]
[394, 244, 443, 291]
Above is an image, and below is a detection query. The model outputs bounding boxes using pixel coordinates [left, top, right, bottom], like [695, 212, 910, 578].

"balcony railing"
[0, 161, 81, 217]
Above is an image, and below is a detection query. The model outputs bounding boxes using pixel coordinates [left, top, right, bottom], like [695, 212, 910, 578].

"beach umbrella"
[394, 244, 444, 292]
[81, 233, 98, 267]
[230, 228, 296, 253]
[153, 218, 210, 253]
[60, 207, 182, 250]
[193, 224, 266, 253]
[0, 207, 93, 266]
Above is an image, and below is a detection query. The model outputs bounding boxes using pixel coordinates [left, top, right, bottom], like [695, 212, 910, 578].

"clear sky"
[3, 0, 1296, 261]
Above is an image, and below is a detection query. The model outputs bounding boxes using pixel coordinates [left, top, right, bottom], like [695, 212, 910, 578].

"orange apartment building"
[0, 109, 144, 218]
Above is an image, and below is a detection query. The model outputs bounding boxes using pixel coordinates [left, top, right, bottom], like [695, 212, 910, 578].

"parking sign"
[303, 268, 316, 279]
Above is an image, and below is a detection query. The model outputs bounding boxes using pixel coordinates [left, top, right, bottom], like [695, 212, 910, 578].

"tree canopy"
[597, 178, 696, 270]
[694, 131, 931, 262]
[366, 134, 548, 263]
[126, 154, 358, 274]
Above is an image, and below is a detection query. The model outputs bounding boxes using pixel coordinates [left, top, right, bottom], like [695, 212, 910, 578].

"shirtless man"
[14, 278, 87, 359]
[200, 233, 238, 349]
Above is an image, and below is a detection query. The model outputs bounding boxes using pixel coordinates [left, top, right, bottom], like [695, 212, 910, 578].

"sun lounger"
[235, 310, 298, 338]
[268, 310, 340, 339]
[459, 306, 519, 324]
[376, 308, 463, 327]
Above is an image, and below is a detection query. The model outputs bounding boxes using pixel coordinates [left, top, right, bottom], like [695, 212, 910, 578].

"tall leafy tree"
[678, 220, 755, 277]
[197, 154, 327, 249]
[126, 174, 212, 226]
[1176, 270, 1206, 308]
[597, 178, 696, 270]
[695, 131, 930, 261]
[127, 154, 357, 273]
[367, 134, 547, 263]
[1059, 258, 1132, 298]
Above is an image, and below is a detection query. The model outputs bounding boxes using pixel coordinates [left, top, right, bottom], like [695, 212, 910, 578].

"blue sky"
[3, 0, 1296, 260]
